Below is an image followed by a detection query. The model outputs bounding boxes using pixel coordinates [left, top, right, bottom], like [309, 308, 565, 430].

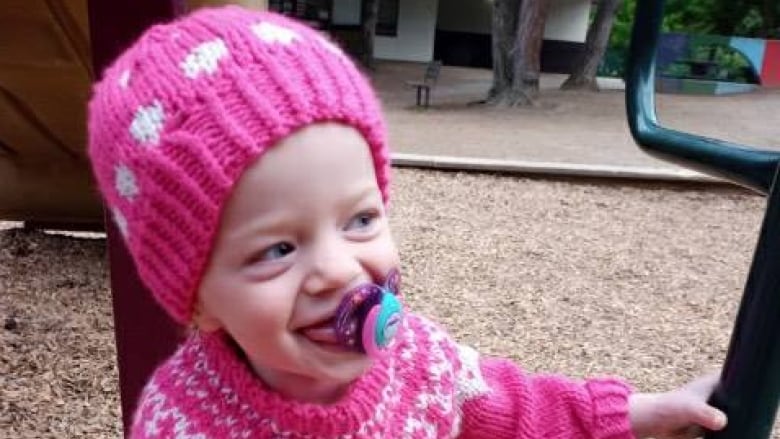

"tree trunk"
[561, 0, 622, 91]
[361, 0, 380, 69]
[491, 0, 548, 106]
[489, 0, 520, 99]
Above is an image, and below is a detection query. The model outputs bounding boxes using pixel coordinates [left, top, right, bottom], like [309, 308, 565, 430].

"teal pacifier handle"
[375, 293, 402, 346]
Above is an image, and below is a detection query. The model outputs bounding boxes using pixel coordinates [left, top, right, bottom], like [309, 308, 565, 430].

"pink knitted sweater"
[131, 314, 635, 438]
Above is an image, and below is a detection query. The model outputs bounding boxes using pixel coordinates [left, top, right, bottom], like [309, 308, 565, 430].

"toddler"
[86, 6, 727, 438]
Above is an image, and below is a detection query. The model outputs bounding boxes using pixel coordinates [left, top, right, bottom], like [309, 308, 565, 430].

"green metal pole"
[625, 1, 780, 437]
[704, 167, 780, 438]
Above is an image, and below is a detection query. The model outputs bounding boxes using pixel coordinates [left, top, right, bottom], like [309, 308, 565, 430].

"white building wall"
[375, 0, 439, 62]
[437, 0, 590, 42]
[544, 0, 590, 42]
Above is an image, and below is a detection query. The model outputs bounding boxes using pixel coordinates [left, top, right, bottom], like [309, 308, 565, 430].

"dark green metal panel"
[625, 1, 780, 438]
[688, 34, 731, 57]
[679, 79, 717, 94]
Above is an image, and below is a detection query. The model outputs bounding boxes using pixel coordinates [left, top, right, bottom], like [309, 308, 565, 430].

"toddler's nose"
[301, 238, 361, 296]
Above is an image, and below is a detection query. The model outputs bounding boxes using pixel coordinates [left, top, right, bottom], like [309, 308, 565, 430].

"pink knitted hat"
[87, 6, 390, 324]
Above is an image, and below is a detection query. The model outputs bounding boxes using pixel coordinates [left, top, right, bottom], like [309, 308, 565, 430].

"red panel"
[761, 40, 780, 87]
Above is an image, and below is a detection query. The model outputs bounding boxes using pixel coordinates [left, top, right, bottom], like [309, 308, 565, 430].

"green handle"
[625, 0, 779, 195]
[625, 1, 780, 438]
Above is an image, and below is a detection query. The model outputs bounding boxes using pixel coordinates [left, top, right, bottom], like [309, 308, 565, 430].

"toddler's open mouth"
[301, 319, 337, 343]
[301, 315, 360, 349]
[297, 269, 402, 355]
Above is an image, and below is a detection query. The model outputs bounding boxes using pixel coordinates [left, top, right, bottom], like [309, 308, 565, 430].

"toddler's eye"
[345, 210, 379, 231]
[259, 242, 295, 261]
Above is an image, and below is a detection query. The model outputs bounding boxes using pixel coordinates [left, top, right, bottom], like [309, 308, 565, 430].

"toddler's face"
[196, 123, 399, 403]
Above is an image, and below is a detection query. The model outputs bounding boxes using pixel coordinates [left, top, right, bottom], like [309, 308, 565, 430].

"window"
[269, 0, 332, 28]
[331, 0, 362, 26]
[276, 0, 399, 36]
[376, 0, 399, 36]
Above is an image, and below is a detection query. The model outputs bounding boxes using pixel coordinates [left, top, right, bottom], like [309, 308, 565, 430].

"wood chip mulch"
[1, 168, 773, 437]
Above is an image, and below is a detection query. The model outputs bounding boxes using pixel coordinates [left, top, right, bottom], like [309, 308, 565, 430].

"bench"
[405, 60, 441, 107]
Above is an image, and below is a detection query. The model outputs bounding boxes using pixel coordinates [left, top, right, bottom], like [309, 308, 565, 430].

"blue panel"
[715, 81, 759, 95]
[729, 37, 766, 77]
[658, 32, 689, 72]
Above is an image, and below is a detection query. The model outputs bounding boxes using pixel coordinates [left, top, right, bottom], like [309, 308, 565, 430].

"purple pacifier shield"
[333, 284, 383, 351]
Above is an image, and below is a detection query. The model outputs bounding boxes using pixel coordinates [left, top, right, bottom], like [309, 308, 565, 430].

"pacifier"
[333, 269, 403, 357]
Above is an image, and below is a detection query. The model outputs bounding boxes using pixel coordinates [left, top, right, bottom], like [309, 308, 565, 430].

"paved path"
[372, 62, 780, 185]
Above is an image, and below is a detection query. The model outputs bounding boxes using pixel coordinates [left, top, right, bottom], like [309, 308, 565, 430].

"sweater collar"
[189, 329, 400, 436]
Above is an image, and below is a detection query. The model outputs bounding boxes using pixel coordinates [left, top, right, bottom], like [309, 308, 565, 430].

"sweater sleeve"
[457, 356, 635, 439]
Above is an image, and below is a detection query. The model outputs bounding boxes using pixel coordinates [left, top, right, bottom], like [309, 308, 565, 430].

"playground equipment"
[0, 1, 101, 227]
[627, 0, 780, 437]
[656, 32, 780, 95]
[0, 0, 264, 228]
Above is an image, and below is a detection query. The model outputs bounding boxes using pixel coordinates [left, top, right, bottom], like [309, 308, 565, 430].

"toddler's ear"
[192, 299, 222, 332]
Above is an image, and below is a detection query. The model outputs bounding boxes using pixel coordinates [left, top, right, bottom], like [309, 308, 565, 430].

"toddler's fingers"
[691, 405, 727, 432]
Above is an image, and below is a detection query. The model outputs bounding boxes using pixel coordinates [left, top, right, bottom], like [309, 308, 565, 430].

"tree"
[487, 0, 550, 107]
[488, 0, 520, 101]
[761, 0, 778, 38]
[611, 0, 779, 48]
[561, 0, 623, 91]
[361, 0, 380, 69]
[715, 0, 780, 38]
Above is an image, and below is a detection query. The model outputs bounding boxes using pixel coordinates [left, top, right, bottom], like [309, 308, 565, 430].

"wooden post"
[88, 1, 270, 434]
[87, 0, 184, 435]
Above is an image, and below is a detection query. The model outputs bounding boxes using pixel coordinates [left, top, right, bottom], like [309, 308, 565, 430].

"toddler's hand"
[629, 372, 727, 438]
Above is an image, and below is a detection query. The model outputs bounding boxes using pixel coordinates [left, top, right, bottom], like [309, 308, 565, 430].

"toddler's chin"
[319, 355, 373, 385]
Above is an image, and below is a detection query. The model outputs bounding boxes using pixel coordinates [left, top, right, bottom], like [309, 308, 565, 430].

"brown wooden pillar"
[87, 0, 184, 435]
[88, 0, 269, 434]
